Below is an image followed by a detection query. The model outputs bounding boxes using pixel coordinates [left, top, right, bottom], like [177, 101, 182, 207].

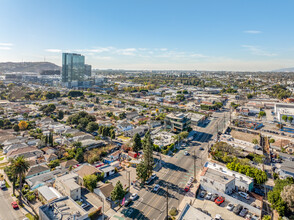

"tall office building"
[62, 53, 86, 86]
[84, 64, 92, 77]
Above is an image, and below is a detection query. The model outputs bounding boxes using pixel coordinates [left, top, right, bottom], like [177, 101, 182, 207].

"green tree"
[252, 139, 259, 145]
[142, 131, 154, 177]
[133, 133, 142, 154]
[269, 138, 275, 143]
[86, 122, 99, 133]
[136, 161, 148, 183]
[262, 215, 271, 220]
[110, 129, 116, 141]
[282, 115, 288, 122]
[48, 159, 60, 169]
[83, 174, 97, 192]
[75, 148, 84, 163]
[58, 110, 64, 120]
[72, 141, 82, 149]
[11, 156, 30, 205]
[268, 178, 294, 216]
[111, 181, 125, 201]
[13, 124, 20, 132]
[258, 111, 266, 118]
[288, 116, 293, 124]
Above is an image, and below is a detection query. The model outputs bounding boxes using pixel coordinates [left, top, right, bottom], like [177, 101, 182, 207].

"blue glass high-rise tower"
[62, 53, 86, 84]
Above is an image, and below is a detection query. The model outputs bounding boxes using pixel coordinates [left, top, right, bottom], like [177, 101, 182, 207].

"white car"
[130, 193, 138, 200]
[184, 151, 189, 156]
[205, 192, 212, 200]
[150, 173, 156, 180]
[215, 214, 222, 220]
[238, 192, 250, 200]
[226, 203, 234, 211]
[153, 184, 160, 192]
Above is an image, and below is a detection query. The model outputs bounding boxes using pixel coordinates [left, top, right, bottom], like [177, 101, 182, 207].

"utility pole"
[166, 184, 169, 220]
[223, 113, 226, 131]
[126, 171, 131, 191]
[193, 150, 196, 180]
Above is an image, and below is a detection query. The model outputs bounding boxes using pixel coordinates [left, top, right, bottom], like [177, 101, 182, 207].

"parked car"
[146, 175, 156, 185]
[184, 185, 190, 192]
[153, 184, 160, 192]
[130, 193, 138, 200]
[233, 204, 243, 215]
[215, 196, 225, 205]
[238, 191, 250, 199]
[200, 190, 206, 198]
[226, 203, 234, 211]
[0, 180, 6, 189]
[11, 201, 18, 209]
[184, 151, 189, 156]
[205, 192, 212, 200]
[124, 198, 132, 207]
[150, 173, 156, 180]
[214, 214, 222, 220]
[211, 193, 219, 201]
[245, 213, 252, 220]
[253, 188, 264, 196]
[199, 147, 204, 150]
[251, 215, 259, 220]
[239, 208, 248, 217]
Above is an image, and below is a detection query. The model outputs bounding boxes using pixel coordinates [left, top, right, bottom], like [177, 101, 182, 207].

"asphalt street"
[120, 110, 230, 220]
[0, 188, 25, 220]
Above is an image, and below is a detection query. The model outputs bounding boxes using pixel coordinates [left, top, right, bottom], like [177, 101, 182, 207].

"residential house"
[26, 164, 50, 179]
[74, 164, 101, 185]
[55, 173, 81, 200]
[117, 120, 134, 132]
[60, 159, 79, 170]
[94, 182, 114, 201]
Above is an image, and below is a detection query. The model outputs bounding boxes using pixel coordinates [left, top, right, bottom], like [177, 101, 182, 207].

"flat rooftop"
[205, 162, 253, 185]
[40, 196, 87, 220]
[178, 203, 212, 220]
[201, 167, 234, 184]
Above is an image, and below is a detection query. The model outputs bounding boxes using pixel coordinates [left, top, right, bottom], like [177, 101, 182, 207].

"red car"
[184, 185, 190, 192]
[11, 201, 18, 209]
[215, 196, 225, 205]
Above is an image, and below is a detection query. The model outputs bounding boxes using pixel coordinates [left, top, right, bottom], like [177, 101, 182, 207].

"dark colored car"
[124, 198, 132, 207]
[211, 193, 219, 201]
[253, 188, 265, 196]
[215, 196, 225, 205]
[233, 204, 243, 215]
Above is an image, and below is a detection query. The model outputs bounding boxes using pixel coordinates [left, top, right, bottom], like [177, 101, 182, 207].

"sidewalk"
[0, 169, 37, 219]
[176, 168, 203, 218]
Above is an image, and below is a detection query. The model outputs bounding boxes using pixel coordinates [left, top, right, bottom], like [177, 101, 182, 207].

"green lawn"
[0, 157, 4, 161]
[25, 213, 37, 220]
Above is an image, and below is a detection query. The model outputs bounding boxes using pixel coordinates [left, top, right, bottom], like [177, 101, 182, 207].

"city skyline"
[1, 0, 294, 71]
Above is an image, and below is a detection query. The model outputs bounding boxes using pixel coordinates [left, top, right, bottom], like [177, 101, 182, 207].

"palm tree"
[11, 156, 30, 205]
[8, 158, 17, 196]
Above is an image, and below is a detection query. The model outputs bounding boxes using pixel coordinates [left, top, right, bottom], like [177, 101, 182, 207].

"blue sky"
[0, 0, 294, 71]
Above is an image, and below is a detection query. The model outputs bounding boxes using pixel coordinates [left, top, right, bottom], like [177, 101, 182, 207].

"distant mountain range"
[273, 67, 294, 72]
[0, 62, 61, 73]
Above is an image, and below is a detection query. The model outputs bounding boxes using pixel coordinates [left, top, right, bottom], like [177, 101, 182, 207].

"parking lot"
[194, 194, 244, 220]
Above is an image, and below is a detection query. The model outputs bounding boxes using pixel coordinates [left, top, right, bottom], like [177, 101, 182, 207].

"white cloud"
[0, 47, 12, 50]
[45, 49, 62, 53]
[0, 43, 13, 46]
[244, 30, 262, 34]
[242, 45, 277, 57]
